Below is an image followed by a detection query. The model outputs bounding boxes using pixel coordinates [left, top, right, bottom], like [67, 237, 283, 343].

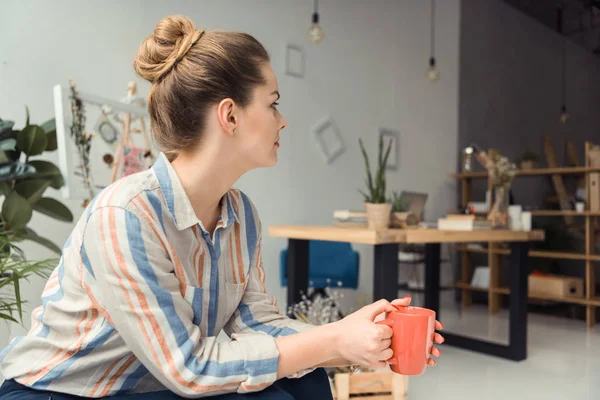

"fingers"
[390, 296, 412, 308]
[380, 347, 393, 360]
[430, 346, 441, 358]
[366, 299, 394, 319]
[434, 333, 444, 344]
[379, 338, 392, 352]
[435, 320, 444, 330]
[428, 358, 437, 366]
[376, 324, 393, 339]
[373, 312, 386, 323]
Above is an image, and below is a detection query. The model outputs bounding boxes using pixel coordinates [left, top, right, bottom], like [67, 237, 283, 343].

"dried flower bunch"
[478, 148, 517, 188]
[69, 80, 96, 207]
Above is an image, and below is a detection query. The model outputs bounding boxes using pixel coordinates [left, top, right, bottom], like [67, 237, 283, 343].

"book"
[333, 210, 367, 220]
[437, 217, 491, 231]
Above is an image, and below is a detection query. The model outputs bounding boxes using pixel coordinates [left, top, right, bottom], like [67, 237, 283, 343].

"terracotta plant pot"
[365, 203, 392, 230]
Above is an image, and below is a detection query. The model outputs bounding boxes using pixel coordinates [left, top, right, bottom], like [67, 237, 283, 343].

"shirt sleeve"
[223, 216, 316, 379]
[82, 206, 280, 398]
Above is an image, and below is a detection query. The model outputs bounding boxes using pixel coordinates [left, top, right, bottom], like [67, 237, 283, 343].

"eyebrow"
[271, 90, 280, 101]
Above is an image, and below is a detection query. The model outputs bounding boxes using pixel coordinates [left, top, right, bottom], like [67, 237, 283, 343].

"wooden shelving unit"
[455, 142, 599, 327]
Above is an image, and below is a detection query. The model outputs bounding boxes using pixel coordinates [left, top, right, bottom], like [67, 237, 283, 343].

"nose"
[280, 114, 287, 131]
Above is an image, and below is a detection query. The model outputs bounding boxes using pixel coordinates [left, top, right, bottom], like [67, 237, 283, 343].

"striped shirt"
[0, 152, 315, 398]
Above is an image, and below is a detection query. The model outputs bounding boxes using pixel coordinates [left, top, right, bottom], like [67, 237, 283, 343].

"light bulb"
[308, 12, 324, 44]
[427, 57, 439, 82]
[560, 105, 569, 123]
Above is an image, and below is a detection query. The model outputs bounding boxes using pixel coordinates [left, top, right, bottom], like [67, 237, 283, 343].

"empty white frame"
[311, 116, 345, 164]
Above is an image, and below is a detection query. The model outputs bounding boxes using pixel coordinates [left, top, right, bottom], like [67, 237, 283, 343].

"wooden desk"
[269, 225, 545, 361]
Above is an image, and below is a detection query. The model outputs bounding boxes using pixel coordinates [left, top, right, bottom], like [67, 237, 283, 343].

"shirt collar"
[152, 152, 240, 232]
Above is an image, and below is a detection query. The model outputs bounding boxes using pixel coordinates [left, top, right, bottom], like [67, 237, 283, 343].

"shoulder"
[84, 169, 160, 223]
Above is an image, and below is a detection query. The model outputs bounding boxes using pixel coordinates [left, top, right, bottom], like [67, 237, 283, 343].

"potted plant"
[358, 136, 392, 229]
[0, 107, 73, 323]
[518, 150, 539, 170]
[389, 191, 418, 228]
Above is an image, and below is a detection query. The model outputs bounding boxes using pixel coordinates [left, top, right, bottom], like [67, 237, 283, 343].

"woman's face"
[233, 63, 287, 169]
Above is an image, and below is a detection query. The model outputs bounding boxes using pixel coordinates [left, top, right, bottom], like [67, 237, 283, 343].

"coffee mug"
[376, 306, 436, 375]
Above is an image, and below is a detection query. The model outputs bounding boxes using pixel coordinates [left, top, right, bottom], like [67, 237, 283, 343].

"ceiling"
[501, 0, 600, 55]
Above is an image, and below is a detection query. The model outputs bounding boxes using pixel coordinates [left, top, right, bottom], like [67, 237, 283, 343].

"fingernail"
[402, 296, 411, 300]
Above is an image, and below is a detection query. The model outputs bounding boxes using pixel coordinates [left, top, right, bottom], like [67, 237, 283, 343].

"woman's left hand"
[375, 297, 445, 367]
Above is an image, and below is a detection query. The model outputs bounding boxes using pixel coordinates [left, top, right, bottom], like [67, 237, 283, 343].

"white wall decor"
[284, 44, 304, 78]
[379, 127, 400, 170]
[311, 116, 345, 164]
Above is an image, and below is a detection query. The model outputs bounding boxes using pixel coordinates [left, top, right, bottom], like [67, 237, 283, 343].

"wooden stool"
[333, 371, 408, 400]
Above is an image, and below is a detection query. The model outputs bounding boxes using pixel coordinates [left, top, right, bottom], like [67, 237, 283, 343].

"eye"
[271, 102, 279, 110]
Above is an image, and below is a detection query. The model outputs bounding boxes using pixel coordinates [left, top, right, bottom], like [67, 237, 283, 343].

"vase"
[488, 186, 509, 229]
[365, 203, 392, 230]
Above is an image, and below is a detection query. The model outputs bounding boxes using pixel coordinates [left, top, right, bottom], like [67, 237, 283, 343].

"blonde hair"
[133, 15, 270, 159]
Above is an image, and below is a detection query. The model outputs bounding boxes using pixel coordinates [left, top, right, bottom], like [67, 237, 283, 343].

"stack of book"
[437, 214, 491, 231]
[332, 210, 368, 228]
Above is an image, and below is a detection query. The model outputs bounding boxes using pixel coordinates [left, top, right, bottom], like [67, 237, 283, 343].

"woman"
[0, 15, 443, 399]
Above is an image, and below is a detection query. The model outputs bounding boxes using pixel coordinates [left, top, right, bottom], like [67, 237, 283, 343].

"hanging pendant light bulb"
[560, 105, 570, 123]
[427, 57, 440, 82]
[426, 0, 439, 82]
[308, 0, 324, 44]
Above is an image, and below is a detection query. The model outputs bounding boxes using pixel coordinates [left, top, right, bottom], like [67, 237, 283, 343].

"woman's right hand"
[330, 299, 398, 369]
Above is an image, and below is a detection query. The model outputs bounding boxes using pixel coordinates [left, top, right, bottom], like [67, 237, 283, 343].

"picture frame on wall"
[284, 43, 304, 78]
[311, 116, 345, 164]
[379, 127, 400, 170]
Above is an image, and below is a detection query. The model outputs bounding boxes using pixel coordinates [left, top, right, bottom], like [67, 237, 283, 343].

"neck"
[171, 143, 246, 225]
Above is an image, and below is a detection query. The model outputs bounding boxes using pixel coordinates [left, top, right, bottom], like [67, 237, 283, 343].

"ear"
[216, 98, 237, 136]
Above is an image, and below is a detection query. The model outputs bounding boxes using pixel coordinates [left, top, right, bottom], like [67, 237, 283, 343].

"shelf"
[454, 282, 600, 306]
[454, 281, 509, 294]
[451, 210, 600, 216]
[397, 283, 453, 293]
[457, 246, 600, 261]
[453, 166, 600, 179]
[531, 210, 600, 216]
[528, 250, 600, 262]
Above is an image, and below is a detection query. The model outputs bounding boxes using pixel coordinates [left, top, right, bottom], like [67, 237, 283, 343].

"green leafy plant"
[390, 191, 411, 212]
[0, 237, 55, 324]
[358, 136, 392, 204]
[0, 107, 72, 324]
[0, 107, 73, 254]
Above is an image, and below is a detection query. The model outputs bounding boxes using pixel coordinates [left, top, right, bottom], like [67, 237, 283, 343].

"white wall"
[0, 0, 461, 347]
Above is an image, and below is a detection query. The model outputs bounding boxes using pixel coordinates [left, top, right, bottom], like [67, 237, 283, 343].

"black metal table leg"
[373, 243, 399, 301]
[425, 241, 531, 361]
[424, 243, 441, 312]
[287, 239, 309, 308]
[509, 241, 530, 361]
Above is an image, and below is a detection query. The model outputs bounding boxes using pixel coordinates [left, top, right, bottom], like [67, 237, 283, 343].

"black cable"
[430, 0, 436, 58]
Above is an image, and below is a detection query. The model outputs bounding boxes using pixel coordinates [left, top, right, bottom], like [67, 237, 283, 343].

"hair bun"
[133, 15, 204, 83]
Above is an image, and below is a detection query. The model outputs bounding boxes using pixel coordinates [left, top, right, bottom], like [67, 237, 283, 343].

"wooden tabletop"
[268, 225, 545, 245]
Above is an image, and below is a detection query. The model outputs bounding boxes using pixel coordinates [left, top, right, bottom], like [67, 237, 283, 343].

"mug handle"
[375, 319, 397, 365]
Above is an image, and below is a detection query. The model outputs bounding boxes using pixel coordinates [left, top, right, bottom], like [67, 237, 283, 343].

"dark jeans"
[0, 368, 332, 399]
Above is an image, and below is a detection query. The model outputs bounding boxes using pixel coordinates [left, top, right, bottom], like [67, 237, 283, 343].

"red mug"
[376, 305, 436, 375]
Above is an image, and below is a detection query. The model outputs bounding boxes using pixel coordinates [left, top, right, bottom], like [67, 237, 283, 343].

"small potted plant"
[518, 150, 539, 170]
[389, 191, 418, 228]
[358, 136, 392, 230]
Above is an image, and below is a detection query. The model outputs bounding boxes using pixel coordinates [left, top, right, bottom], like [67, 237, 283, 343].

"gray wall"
[459, 0, 600, 280]
[0, 0, 461, 348]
